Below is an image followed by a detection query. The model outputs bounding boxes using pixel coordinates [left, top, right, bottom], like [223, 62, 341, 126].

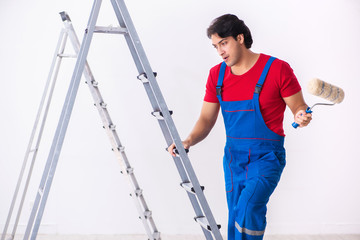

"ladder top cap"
[59, 11, 71, 22]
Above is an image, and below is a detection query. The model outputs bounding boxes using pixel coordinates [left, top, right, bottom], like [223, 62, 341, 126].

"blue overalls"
[216, 57, 286, 240]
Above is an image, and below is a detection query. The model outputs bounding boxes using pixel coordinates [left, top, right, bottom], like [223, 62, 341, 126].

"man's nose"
[217, 47, 224, 56]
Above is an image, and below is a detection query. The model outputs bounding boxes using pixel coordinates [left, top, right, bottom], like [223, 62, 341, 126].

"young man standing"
[168, 14, 312, 240]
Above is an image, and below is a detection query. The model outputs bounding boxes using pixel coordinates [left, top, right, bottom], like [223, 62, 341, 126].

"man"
[168, 14, 312, 240]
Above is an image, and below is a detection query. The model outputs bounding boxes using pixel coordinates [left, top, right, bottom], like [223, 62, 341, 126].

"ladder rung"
[94, 26, 128, 34]
[180, 182, 204, 194]
[194, 216, 221, 231]
[151, 110, 173, 120]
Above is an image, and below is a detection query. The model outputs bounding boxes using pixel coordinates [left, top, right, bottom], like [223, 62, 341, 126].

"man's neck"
[231, 50, 260, 76]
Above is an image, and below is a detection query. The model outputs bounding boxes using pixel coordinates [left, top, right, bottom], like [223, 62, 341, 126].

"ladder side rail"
[63, 12, 160, 239]
[1, 29, 68, 240]
[111, 0, 222, 238]
[109, 0, 144, 76]
[12, 30, 69, 240]
[24, 1, 103, 239]
[107, 3, 212, 237]
[109, 0, 164, 122]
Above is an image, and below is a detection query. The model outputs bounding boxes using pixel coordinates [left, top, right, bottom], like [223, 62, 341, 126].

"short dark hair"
[207, 14, 253, 49]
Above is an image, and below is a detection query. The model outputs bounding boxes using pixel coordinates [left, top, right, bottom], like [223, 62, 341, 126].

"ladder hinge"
[109, 124, 116, 130]
[180, 182, 204, 194]
[194, 216, 221, 231]
[137, 72, 157, 83]
[151, 110, 173, 120]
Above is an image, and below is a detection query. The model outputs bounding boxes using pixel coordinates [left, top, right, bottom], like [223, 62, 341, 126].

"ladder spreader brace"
[3, 0, 223, 239]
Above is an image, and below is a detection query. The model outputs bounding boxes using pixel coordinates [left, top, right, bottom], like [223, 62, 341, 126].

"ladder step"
[111, 146, 125, 153]
[151, 110, 173, 120]
[85, 80, 98, 86]
[120, 167, 133, 175]
[165, 147, 189, 156]
[137, 72, 157, 83]
[99, 102, 107, 108]
[194, 216, 221, 231]
[144, 210, 152, 219]
[117, 146, 125, 152]
[180, 182, 204, 194]
[126, 167, 134, 174]
[94, 26, 128, 34]
[130, 188, 143, 197]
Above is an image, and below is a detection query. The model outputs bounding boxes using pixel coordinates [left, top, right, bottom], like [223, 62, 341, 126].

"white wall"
[1, 0, 359, 236]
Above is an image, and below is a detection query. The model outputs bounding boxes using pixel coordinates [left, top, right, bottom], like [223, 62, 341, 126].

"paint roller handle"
[292, 107, 313, 129]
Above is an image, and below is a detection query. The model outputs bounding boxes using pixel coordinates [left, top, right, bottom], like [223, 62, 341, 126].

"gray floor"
[7, 234, 360, 240]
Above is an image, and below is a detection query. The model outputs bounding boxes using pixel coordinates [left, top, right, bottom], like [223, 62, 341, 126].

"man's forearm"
[184, 118, 216, 148]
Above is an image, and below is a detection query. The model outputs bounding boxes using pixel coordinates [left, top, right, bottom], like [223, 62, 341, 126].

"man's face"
[211, 33, 243, 67]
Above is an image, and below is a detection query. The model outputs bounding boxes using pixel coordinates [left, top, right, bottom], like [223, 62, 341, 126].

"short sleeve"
[279, 61, 302, 98]
[204, 66, 220, 103]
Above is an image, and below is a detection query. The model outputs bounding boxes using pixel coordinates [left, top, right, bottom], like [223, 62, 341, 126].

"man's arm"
[168, 101, 220, 156]
[283, 90, 312, 128]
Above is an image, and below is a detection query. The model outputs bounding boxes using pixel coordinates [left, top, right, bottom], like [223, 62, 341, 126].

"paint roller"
[292, 78, 345, 128]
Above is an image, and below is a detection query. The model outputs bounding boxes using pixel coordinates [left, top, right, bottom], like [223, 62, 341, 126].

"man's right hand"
[167, 141, 190, 157]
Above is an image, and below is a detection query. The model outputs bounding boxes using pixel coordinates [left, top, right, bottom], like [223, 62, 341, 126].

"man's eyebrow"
[212, 38, 227, 46]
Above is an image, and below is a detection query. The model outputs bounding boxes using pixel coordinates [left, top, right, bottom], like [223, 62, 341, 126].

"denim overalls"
[216, 57, 286, 240]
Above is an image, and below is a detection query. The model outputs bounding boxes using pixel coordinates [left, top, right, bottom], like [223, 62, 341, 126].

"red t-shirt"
[204, 53, 301, 136]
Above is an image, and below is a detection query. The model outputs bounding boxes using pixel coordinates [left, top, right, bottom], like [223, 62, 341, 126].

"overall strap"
[216, 61, 227, 102]
[254, 56, 276, 95]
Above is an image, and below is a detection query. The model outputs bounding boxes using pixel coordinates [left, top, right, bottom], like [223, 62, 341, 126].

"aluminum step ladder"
[2, 11, 159, 240]
[16, 0, 223, 239]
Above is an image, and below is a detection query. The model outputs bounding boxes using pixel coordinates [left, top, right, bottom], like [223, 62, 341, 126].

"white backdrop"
[1, 0, 359, 237]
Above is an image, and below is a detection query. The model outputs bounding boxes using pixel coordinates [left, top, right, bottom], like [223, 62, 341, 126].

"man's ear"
[237, 34, 244, 44]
